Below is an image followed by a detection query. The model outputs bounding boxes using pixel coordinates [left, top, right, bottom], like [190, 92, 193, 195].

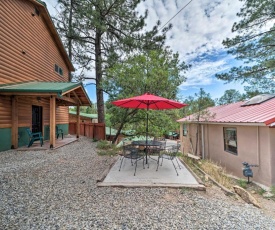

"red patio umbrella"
[112, 92, 187, 163]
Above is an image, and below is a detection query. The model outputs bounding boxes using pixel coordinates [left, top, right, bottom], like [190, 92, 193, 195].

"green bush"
[237, 179, 247, 189]
[97, 140, 112, 149]
[271, 185, 275, 195]
[257, 188, 266, 195]
[96, 140, 121, 156]
[97, 149, 119, 156]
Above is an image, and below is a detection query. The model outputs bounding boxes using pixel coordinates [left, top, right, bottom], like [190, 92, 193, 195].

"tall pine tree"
[216, 0, 275, 95]
[54, 0, 170, 123]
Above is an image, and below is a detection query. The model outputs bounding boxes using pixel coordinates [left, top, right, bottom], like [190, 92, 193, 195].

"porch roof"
[0, 81, 92, 106]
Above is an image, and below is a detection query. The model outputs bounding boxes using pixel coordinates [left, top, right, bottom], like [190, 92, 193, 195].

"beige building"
[178, 95, 275, 187]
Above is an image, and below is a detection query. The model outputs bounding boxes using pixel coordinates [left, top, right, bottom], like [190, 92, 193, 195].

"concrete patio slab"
[98, 156, 205, 190]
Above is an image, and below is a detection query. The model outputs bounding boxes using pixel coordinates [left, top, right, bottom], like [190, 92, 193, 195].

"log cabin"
[0, 0, 92, 151]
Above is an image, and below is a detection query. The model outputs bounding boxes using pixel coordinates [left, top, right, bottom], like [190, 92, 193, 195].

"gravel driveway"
[1, 137, 275, 229]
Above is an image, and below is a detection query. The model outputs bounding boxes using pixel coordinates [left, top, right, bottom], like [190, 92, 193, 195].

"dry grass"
[181, 156, 234, 190]
[199, 160, 234, 190]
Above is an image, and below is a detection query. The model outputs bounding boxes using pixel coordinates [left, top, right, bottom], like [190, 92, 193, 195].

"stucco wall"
[269, 128, 275, 185]
[180, 123, 274, 186]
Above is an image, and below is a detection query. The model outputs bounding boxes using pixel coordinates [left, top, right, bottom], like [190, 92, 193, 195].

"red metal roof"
[177, 98, 275, 126]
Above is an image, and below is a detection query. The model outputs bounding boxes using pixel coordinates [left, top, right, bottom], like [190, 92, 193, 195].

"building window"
[35, 7, 40, 16]
[55, 64, 63, 76]
[223, 127, 237, 155]
[183, 124, 188, 136]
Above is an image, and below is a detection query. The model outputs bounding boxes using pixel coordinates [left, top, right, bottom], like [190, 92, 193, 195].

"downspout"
[201, 124, 205, 159]
[257, 126, 260, 165]
[180, 123, 184, 154]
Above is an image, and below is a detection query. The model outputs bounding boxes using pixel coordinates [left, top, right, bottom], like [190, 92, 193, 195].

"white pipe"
[201, 124, 205, 159]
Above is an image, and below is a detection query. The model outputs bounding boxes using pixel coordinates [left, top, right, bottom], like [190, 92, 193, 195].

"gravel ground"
[1, 137, 275, 229]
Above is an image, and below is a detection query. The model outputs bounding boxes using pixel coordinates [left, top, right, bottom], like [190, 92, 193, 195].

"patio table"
[132, 140, 162, 163]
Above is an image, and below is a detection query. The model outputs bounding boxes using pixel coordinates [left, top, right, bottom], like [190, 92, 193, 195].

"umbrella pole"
[146, 107, 149, 164]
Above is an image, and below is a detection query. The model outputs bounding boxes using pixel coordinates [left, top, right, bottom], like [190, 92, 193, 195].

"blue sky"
[44, 0, 245, 103]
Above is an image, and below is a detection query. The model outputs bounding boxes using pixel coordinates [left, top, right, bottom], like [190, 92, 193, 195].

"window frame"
[223, 127, 238, 155]
[183, 123, 188, 136]
[54, 64, 63, 77]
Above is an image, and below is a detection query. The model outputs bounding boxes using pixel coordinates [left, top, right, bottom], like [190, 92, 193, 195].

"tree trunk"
[112, 110, 137, 144]
[68, 0, 73, 81]
[95, 29, 105, 123]
[112, 123, 124, 144]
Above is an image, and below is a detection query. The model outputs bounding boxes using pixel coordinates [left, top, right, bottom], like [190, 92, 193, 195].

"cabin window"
[55, 64, 63, 76]
[183, 124, 188, 136]
[35, 7, 40, 16]
[223, 127, 237, 155]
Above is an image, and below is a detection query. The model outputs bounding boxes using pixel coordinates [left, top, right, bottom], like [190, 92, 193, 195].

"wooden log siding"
[55, 106, 69, 124]
[0, 96, 69, 129]
[18, 98, 32, 127]
[0, 0, 70, 84]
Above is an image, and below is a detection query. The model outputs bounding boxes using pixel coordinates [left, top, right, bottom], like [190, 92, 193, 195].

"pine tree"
[216, 0, 275, 95]
[54, 0, 170, 123]
[104, 49, 188, 143]
[217, 89, 244, 105]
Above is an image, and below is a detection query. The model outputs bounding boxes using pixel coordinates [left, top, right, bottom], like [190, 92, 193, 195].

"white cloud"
[180, 56, 231, 88]
[44, 0, 246, 97]
[135, 0, 245, 94]
[138, 0, 243, 53]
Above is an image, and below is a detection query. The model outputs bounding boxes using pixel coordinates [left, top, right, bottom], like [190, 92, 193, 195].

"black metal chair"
[26, 128, 43, 147]
[156, 144, 181, 176]
[148, 141, 166, 156]
[56, 125, 64, 139]
[119, 144, 145, 176]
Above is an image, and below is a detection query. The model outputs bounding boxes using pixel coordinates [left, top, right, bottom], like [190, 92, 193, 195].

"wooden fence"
[69, 122, 106, 140]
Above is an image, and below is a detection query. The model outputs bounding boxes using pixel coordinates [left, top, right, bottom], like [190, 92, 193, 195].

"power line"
[160, 0, 194, 30]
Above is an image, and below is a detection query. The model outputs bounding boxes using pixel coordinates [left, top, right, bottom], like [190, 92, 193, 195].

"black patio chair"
[56, 125, 64, 139]
[148, 140, 166, 156]
[26, 128, 43, 147]
[156, 144, 181, 176]
[119, 144, 145, 176]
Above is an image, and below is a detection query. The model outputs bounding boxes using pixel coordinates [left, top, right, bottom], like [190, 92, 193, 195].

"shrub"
[97, 140, 112, 150]
[96, 140, 121, 156]
[237, 179, 247, 189]
[257, 188, 266, 195]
